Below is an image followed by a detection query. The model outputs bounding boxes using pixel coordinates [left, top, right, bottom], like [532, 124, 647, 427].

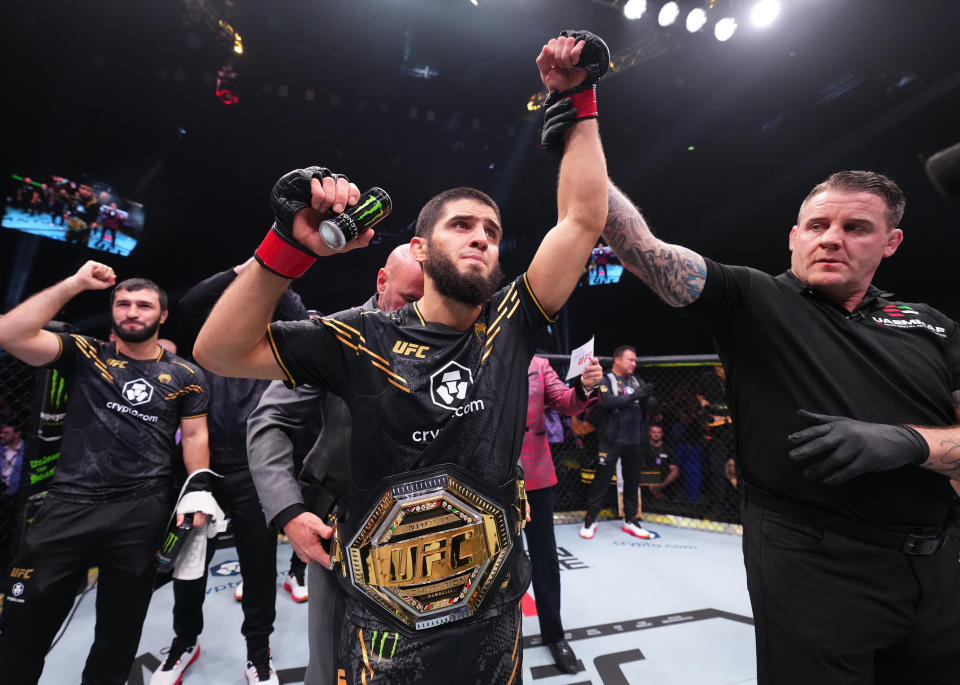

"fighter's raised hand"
[537, 35, 586, 92]
[292, 174, 370, 257]
[254, 167, 371, 279]
[72, 260, 116, 291]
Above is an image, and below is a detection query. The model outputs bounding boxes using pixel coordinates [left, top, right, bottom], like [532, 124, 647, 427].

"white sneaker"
[234, 581, 243, 602]
[150, 638, 199, 685]
[244, 654, 280, 684]
[622, 521, 653, 539]
[579, 521, 597, 539]
[284, 570, 308, 603]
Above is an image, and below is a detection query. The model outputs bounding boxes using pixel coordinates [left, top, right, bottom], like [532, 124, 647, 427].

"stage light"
[751, 0, 781, 28]
[686, 8, 707, 33]
[623, 0, 646, 20]
[714, 17, 737, 41]
[658, 2, 679, 26]
[469, 0, 478, 5]
[233, 34, 243, 55]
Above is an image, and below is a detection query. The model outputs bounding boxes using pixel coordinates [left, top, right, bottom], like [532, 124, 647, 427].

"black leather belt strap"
[744, 482, 945, 556]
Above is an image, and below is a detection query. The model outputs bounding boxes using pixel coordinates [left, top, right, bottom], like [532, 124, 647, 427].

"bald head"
[377, 244, 425, 311]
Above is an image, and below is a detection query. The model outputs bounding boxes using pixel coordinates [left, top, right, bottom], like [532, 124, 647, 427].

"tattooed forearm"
[602, 182, 706, 307]
[931, 439, 960, 477]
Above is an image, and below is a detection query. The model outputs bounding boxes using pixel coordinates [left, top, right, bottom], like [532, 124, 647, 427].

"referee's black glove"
[787, 409, 929, 484]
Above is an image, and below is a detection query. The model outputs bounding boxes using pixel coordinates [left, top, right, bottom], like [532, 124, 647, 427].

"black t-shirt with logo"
[642, 442, 676, 481]
[268, 274, 553, 497]
[683, 259, 960, 527]
[45, 334, 209, 502]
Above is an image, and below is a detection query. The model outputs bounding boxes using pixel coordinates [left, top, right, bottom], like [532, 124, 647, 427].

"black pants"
[584, 442, 643, 524]
[333, 595, 522, 684]
[0, 491, 170, 685]
[523, 486, 564, 643]
[171, 469, 277, 657]
[743, 498, 960, 685]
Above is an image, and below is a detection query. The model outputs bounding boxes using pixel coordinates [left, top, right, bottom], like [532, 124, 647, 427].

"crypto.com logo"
[429, 361, 473, 410]
[122, 378, 155, 406]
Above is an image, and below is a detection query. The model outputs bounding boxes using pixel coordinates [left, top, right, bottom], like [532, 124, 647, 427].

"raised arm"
[193, 170, 365, 379]
[603, 181, 707, 307]
[0, 260, 115, 366]
[192, 264, 290, 379]
[527, 32, 609, 316]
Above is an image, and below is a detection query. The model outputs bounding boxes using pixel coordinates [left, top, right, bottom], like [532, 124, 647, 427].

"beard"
[112, 317, 161, 343]
[424, 248, 504, 306]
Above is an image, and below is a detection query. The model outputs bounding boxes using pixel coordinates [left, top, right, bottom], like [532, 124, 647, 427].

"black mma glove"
[255, 166, 345, 278]
[787, 409, 929, 484]
[539, 29, 610, 154]
[539, 92, 579, 153]
[559, 29, 610, 91]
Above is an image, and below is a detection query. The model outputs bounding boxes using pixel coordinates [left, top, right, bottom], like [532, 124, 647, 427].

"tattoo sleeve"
[602, 181, 707, 307]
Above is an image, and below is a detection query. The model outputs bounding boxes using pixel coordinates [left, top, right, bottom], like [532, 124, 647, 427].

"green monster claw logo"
[49, 370, 67, 409]
[354, 195, 385, 227]
[369, 631, 400, 662]
[162, 531, 179, 554]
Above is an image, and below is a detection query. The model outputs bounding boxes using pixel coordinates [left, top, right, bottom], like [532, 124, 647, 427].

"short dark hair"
[613, 345, 637, 359]
[800, 170, 905, 229]
[415, 187, 501, 239]
[111, 278, 168, 311]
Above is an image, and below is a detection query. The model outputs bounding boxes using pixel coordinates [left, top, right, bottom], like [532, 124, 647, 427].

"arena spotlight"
[658, 2, 680, 26]
[623, 0, 647, 20]
[714, 17, 737, 41]
[751, 0, 781, 28]
[686, 8, 707, 33]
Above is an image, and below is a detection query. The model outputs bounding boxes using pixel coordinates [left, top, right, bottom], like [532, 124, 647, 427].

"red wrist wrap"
[570, 88, 598, 119]
[255, 229, 316, 279]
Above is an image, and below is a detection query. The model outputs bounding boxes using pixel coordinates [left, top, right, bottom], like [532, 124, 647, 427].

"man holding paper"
[521, 354, 601, 673]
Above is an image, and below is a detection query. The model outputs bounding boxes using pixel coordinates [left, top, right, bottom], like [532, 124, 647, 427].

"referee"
[600, 171, 960, 684]
[0, 261, 210, 685]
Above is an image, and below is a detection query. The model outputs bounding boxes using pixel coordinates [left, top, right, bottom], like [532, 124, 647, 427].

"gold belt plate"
[336, 472, 513, 631]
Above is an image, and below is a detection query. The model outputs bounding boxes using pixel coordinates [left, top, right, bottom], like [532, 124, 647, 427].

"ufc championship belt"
[328, 463, 526, 632]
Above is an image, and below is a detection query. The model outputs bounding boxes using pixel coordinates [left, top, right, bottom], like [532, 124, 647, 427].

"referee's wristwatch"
[578, 381, 599, 400]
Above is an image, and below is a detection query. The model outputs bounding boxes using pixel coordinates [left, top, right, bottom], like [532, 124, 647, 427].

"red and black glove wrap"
[255, 166, 345, 279]
[539, 29, 610, 154]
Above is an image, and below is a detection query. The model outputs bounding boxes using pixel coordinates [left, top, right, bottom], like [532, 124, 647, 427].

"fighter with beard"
[0, 262, 211, 685]
[194, 30, 610, 684]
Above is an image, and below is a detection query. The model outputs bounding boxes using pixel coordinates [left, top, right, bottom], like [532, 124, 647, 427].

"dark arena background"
[1, 0, 959, 683]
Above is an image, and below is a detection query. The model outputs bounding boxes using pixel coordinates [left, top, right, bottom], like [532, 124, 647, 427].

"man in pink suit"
[521, 354, 602, 674]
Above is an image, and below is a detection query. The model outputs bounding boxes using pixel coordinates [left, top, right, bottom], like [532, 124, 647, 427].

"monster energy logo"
[369, 631, 400, 662]
[354, 193, 386, 228]
[48, 370, 67, 409]
[162, 531, 180, 554]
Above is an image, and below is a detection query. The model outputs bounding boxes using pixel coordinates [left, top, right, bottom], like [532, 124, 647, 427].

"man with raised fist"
[194, 31, 609, 684]
[0, 262, 211, 685]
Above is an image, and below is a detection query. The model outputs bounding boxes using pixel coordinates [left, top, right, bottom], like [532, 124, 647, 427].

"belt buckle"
[901, 533, 943, 556]
[341, 471, 514, 631]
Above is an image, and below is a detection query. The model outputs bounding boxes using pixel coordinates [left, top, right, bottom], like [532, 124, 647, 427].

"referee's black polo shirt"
[684, 258, 960, 528]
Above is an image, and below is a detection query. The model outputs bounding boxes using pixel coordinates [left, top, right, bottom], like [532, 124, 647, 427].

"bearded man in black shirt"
[0, 262, 211, 685]
[194, 31, 609, 685]
[598, 170, 960, 685]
